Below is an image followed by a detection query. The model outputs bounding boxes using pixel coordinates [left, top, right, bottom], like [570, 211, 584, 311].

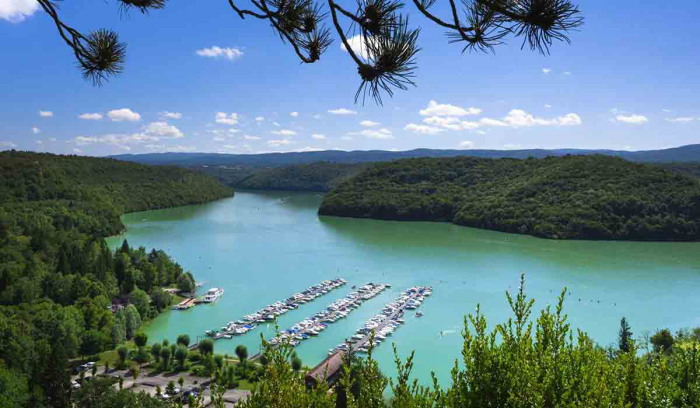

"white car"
[71, 381, 81, 390]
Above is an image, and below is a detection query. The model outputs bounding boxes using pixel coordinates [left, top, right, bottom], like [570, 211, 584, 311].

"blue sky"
[1, 0, 698, 156]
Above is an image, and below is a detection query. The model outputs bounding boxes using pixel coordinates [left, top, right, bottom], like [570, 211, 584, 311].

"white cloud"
[662, 109, 671, 113]
[108, 108, 141, 122]
[615, 114, 648, 124]
[243, 135, 261, 140]
[49, 138, 57, 142]
[215, 112, 239, 125]
[228, 129, 241, 134]
[419, 100, 481, 117]
[213, 137, 226, 142]
[255, 116, 264, 122]
[267, 139, 296, 147]
[360, 120, 380, 127]
[340, 136, 353, 141]
[290, 112, 299, 118]
[349, 128, 393, 139]
[423, 109, 581, 131]
[422, 116, 462, 130]
[340, 35, 376, 59]
[39, 110, 53, 118]
[313, 114, 322, 120]
[544, 104, 552, 109]
[73, 148, 83, 154]
[328, 108, 357, 115]
[665, 117, 694, 123]
[404, 123, 445, 135]
[160, 111, 182, 120]
[273, 121, 281, 127]
[271, 129, 297, 136]
[221, 145, 237, 150]
[35, 140, 43, 145]
[31, 127, 40, 134]
[0, 141, 17, 148]
[196, 46, 243, 61]
[501, 110, 581, 127]
[458, 141, 475, 149]
[503, 144, 522, 150]
[542, 68, 551, 74]
[563, 71, 572, 76]
[1, 0, 39, 22]
[137, 121, 184, 139]
[78, 113, 103, 120]
[312, 134, 326, 140]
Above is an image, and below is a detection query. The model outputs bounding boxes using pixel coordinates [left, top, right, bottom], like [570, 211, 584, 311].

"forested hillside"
[229, 162, 369, 192]
[0, 151, 232, 407]
[319, 155, 700, 241]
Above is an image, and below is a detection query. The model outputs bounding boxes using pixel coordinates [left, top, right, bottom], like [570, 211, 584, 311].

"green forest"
[0, 151, 232, 407]
[319, 155, 700, 241]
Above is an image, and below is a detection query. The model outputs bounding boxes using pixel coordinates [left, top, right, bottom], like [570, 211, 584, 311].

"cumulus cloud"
[542, 68, 551, 74]
[271, 129, 297, 136]
[255, 116, 264, 122]
[137, 121, 184, 139]
[328, 108, 357, 115]
[360, 120, 380, 127]
[160, 111, 182, 120]
[312, 134, 326, 140]
[340, 35, 376, 59]
[213, 137, 226, 142]
[422, 116, 462, 130]
[313, 114, 322, 120]
[421, 109, 581, 131]
[340, 136, 353, 141]
[78, 113, 103, 120]
[196, 46, 243, 61]
[290, 112, 299, 117]
[544, 104, 552, 109]
[31, 127, 40, 134]
[404, 123, 445, 135]
[35, 140, 43, 145]
[39, 110, 53, 117]
[243, 135, 261, 140]
[1, 0, 39, 22]
[108, 108, 141, 122]
[665, 117, 694, 123]
[1, 141, 17, 148]
[615, 114, 648, 124]
[419, 100, 481, 117]
[348, 128, 393, 139]
[49, 138, 57, 142]
[267, 139, 296, 147]
[458, 141, 475, 149]
[215, 112, 239, 125]
[73, 148, 83, 154]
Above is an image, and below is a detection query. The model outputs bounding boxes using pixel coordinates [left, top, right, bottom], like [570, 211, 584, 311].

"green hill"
[0, 151, 233, 236]
[229, 162, 369, 192]
[319, 155, 700, 241]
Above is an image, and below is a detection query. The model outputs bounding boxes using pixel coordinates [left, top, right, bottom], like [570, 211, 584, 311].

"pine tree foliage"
[35, 0, 582, 103]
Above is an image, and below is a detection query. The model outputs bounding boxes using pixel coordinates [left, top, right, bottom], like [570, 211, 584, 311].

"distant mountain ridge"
[110, 144, 700, 166]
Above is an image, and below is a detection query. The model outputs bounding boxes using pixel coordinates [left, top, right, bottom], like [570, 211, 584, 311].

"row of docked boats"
[204, 278, 346, 338]
[329, 286, 433, 356]
[269, 283, 390, 347]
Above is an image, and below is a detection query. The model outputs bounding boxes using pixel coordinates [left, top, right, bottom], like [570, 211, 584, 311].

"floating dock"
[203, 278, 347, 341]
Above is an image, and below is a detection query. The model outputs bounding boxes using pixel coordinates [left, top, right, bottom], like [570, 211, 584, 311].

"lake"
[107, 191, 700, 386]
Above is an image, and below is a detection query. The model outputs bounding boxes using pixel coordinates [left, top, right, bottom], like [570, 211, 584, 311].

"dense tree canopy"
[0, 151, 232, 407]
[319, 155, 700, 241]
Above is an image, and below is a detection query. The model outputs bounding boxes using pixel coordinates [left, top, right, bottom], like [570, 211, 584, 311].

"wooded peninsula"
[319, 155, 700, 241]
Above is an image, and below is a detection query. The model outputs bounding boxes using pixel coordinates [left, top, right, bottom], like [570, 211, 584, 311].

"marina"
[204, 278, 347, 339]
[267, 283, 390, 349]
[333, 286, 432, 356]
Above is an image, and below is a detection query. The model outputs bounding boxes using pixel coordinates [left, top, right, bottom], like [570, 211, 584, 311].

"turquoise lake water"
[107, 191, 700, 386]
